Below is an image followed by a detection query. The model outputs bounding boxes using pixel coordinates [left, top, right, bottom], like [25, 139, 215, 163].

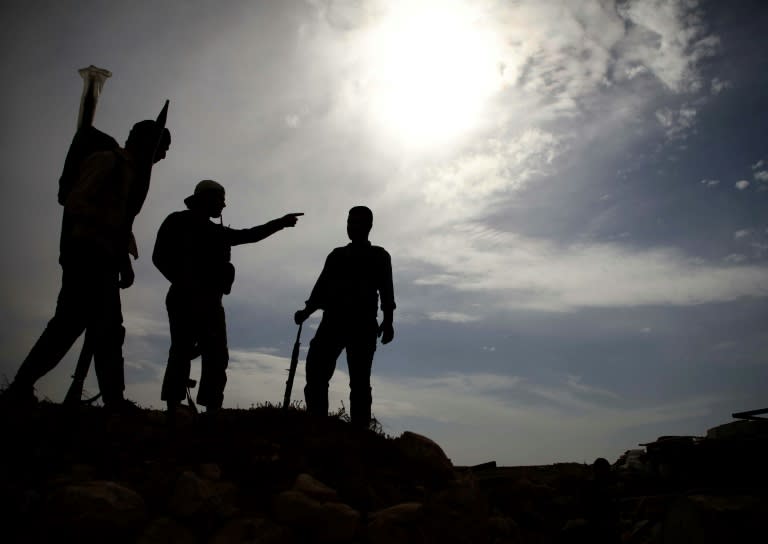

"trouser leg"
[90, 271, 126, 405]
[346, 319, 377, 428]
[161, 288, 195, 405]
[14, 265, 89, 389]
[196, 297, 228, 410]
[304, 318, 344, 417]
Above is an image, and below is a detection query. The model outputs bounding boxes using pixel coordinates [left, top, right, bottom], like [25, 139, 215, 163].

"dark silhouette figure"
[294, 206, 396, 428]
[153, 180, 302, 414]
[7, 121, 171, 411]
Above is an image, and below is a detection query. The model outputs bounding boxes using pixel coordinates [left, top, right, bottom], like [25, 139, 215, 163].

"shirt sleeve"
[378, 249, 396, 312]
[306, 251, 335, 311]
[225, 219, 284, 247]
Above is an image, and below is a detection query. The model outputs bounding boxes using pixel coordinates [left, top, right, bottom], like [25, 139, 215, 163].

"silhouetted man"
[6, 120, 171, 411]
[294, 206, 395, 428]
[153, 180, 302, 415]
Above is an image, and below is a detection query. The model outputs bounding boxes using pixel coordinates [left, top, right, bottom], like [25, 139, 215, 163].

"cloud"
[710, 77, 731, 95]
[284, 114, 301, 128]
[735, 180, 750, 190]
[734, 229, 751, 240]
[724, 253, 747, 264]
[753, 160, 765, 170]
[419, 129, 566, 215]
[754, 171, 768, 183]
[617, 0, 720, 93]
[404, 227, 768, 312]
[427, 312, 480, 323]
[700, 178, 720, 187]
[656, 105, 697, 140]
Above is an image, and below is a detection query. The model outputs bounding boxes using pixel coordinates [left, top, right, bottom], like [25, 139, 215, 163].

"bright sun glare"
[361, 1, 503, 148]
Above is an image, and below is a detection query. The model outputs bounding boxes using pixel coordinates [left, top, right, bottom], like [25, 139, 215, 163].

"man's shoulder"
[161, 209, 195, 227]
[370, 244, 390, 256]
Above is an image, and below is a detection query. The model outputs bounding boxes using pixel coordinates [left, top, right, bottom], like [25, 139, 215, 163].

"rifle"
[283, 323, 303, 409]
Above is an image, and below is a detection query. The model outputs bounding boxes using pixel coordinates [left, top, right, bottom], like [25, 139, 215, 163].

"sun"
[359, 1, 503, 149]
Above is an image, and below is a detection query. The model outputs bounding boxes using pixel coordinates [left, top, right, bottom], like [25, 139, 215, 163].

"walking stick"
[283, 323, 303, 409]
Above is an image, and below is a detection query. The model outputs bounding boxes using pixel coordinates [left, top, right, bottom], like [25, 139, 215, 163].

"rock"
[368, 502, 424, 544]
[274, 490, 323, 523]
[137, 517, 196, 544]
[211, 517, 292, 544]
[44, 480, 147, 543]
[292, 473, 339, 502]
[52, 463, 98, 484]
[169, 470, 238, 521]
[198, 463, 222, 481]
[397, 431, 454, 482]
[662, 494, 768, 544]
[488, 516, 521, 543]
[273, 489, 360, 542]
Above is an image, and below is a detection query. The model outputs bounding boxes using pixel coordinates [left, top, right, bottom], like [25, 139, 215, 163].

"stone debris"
[0, 402, 765, 543]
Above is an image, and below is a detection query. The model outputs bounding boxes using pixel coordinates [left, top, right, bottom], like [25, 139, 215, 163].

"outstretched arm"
[228, 213, 304, 246]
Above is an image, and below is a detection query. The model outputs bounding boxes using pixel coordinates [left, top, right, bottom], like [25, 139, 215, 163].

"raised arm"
[227, 213, 303, 246]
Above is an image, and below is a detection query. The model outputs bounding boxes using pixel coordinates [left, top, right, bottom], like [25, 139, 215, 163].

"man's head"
[125, 120, 171, 164]
[347, 205, 373, 242]
[184, 179, 226, 218]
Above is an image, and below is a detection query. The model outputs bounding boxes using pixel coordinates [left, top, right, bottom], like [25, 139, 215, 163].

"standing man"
[5, 120, 171, 411]
[153, 180, 302, 415]
[294, 206, 395, 428]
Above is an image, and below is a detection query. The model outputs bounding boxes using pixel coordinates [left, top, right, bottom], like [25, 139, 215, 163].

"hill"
[1, 401, 766, 543]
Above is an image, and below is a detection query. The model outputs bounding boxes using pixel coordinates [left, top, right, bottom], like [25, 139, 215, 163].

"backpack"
[58, 125, 119, 205]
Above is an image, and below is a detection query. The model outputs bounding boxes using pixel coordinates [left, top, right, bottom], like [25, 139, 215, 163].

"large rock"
[663, 494, 768, 544]
[292, 473, 339, 502]
[396, 431, 454, 482]
[274, 485, 360, 542]
[44, 480, 147, 543]
[168, 470, 239, 522]
[211, 517, 292, 544]
[137, 517, 196, 544]
[367, 502, 423, 544]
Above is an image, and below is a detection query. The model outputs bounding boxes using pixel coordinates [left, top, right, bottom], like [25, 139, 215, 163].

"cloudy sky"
[1, 0, 767, 466]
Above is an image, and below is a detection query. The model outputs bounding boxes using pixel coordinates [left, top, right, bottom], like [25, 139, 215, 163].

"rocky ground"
[0, 401, 766, 543]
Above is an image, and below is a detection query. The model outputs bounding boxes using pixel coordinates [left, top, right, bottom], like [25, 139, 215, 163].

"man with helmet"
[153, 179, 302, 415]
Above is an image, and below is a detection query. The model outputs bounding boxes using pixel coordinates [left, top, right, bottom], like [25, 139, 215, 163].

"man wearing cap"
[4, 120, 171, 411]
[153, 180, 302, 415]
[294, 206, 395, 429]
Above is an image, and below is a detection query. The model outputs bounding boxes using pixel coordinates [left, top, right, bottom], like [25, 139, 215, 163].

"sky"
[1, 0, 767, 466]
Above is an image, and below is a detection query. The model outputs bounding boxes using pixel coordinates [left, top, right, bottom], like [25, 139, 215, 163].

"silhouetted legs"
[161, 286, 228, 411]
[14, 255, 125, 404]
[304, 316, 377, 427]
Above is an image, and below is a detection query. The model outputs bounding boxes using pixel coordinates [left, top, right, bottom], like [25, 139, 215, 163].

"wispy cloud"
[404, 228, 768, 312]
[427, 311, 480, 323]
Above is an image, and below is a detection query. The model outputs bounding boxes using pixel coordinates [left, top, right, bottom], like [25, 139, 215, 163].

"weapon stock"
[283, 323, 303, 409]
[63, 329, 101, 407]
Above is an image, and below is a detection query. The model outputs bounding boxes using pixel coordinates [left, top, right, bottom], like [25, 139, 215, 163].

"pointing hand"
[280, 213, 304, 228]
